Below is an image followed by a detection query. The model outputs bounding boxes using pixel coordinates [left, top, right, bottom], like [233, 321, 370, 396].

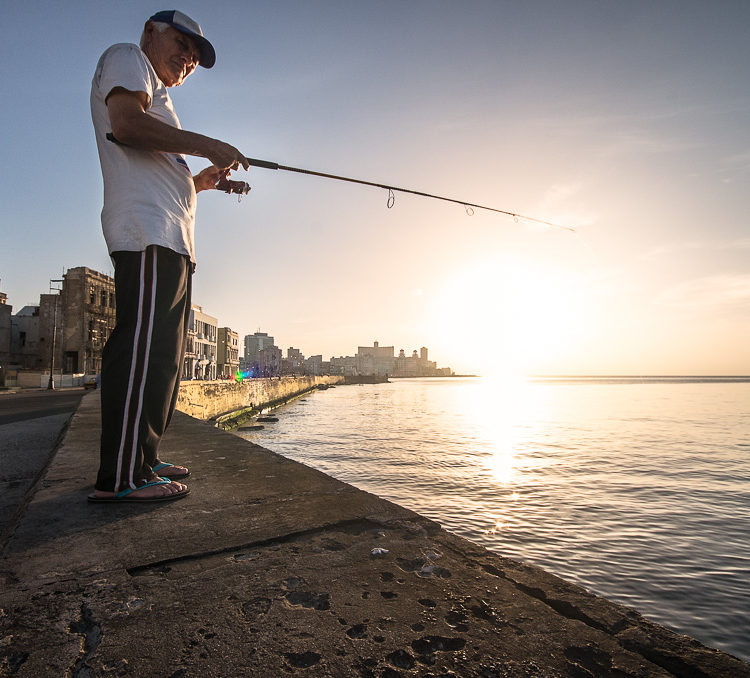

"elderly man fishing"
[89, 10, 249, 503]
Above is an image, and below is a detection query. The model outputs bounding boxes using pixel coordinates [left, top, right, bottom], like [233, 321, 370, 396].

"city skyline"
[0, 267, 454, 379]
[2, 2, 749, 376]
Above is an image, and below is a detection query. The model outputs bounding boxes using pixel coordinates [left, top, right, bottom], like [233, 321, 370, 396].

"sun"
[428, 256, 589, 376]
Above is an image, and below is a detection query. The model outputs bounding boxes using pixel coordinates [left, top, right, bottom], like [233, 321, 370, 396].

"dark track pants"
[96, 245, 192, 493]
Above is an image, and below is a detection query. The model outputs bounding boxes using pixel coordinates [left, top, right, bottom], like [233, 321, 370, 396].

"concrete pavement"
[1, 392, 748, 677]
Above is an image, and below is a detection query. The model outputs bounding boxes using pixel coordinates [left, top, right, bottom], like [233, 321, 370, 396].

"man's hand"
[193, 166, 225, 193]
[204, 140, 250, 172]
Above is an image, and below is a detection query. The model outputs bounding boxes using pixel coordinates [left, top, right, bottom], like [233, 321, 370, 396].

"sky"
[1, 1, 749, 376]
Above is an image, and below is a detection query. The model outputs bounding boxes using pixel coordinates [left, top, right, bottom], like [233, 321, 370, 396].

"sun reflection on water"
[485, 519, 507, 535]
[460, 375, 549, 486]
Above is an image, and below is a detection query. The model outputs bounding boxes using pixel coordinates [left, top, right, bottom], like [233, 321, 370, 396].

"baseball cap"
[148, 10, 216, 68]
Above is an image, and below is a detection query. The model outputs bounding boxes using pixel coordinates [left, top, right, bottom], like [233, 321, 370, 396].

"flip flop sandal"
[151, 461, 191, 480]
[88, 478, 190, 503]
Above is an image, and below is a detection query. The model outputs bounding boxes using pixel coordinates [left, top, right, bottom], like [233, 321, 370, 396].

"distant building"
[10, 293, 62, 378]
[356, 341, 395, 376]
[393, 345, 439, 377]
[0, 292, 11, 382]
[9, 305, 43, 369]
[258, 345, 283, 377]
[304, 354, 324, 376]
[281, 347, 305, 375]
[240, 331, 280, 377]
[244, 332, 275, 364]
[217, 327, 239, 378]
[4, 268, 115, 378]
[329, 355, 358, 376]
[394, 349, 418, 377]
[55, 267, 116, 375]
[37, 293, 60, 372]
[288, 347, 304, 370]
[184, 305, 217, 380]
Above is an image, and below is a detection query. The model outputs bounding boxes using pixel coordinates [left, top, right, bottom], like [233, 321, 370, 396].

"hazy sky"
[2, 1, 748, 375]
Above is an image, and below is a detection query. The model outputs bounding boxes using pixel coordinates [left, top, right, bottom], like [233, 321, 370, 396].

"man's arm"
[107, 88, 249, 172]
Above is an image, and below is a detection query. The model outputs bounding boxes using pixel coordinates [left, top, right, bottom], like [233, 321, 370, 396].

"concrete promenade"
[1, 392, 748, 677]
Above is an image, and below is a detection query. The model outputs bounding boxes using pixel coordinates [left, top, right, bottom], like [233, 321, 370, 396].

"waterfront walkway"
[1, 392, 748, 676]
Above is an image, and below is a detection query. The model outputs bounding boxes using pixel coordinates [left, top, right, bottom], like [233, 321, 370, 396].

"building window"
[64, 351, 79, 374]
[101, 290, 107, 306]
[90, 288, 96, 304]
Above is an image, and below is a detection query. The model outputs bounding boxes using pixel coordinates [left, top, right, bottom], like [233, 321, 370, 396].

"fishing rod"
[105, 132, 571, 230]
[216, 157, 576, 233]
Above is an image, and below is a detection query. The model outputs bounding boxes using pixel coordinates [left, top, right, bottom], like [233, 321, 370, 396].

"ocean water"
[237, 376, 750, 661]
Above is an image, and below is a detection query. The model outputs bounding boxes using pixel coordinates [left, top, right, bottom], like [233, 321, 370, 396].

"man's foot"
[151, 461, 191, 480]
[88, 479, 189, 503]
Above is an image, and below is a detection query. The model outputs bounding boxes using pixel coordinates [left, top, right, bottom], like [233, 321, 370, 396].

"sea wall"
[176, 375, 344, 423]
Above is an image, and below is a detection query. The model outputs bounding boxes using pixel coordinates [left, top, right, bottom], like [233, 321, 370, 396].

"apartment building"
[184, 304, 218, 380]
[217, 327, 239, 378]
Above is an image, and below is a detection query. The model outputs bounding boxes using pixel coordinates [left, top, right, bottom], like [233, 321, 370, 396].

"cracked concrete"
[1, 392, 748, 677]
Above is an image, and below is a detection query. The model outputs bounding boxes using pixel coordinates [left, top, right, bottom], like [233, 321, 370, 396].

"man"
[89, 10, 249, 502]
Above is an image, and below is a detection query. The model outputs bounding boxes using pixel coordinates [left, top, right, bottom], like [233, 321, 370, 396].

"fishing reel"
[215, 175, 251, 197]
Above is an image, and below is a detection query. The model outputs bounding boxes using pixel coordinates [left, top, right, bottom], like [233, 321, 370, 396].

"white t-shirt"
[91, 43, 196, 262]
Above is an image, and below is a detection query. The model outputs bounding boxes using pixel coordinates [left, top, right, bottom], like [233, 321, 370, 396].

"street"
[0, 388, 83, 426]
[0, 388, 84, 544]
